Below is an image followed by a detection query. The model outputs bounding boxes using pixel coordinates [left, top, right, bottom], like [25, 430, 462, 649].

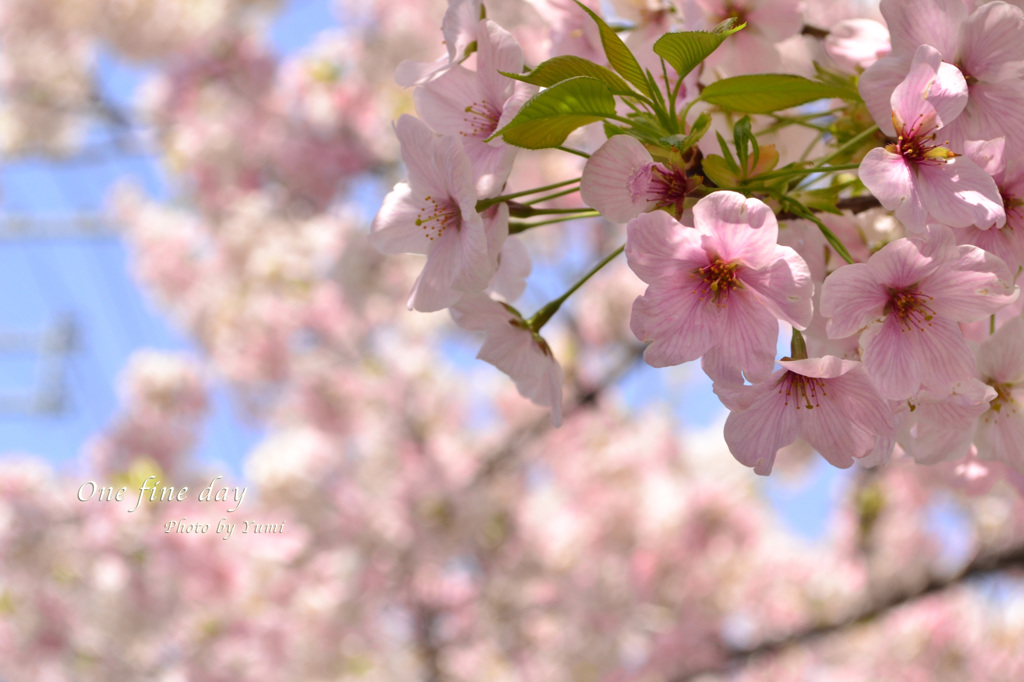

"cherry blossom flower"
[721, 356, 897, 475]
[450, 294, 563, 425]
[580, 134, 698, 222]
[858, 44, 1005, 232]
[823, 18, 890, 73]
[974, 316, 1024, 472]
[371, 114, 507, 312]
[957, 138, 1024, 273]
[626, 191, 812, 382]
[688, 0, 804, 78]
[415, 19, 531, 197]
[860, 0, 1024, 154]
[820, 225, 1018, 400]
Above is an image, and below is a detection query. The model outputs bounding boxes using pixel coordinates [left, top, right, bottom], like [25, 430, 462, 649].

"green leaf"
[660, 111, 711, 152]
[699, 74, 850, 114]
[572, 0, 651, 97]
[715, 131, 739, 171]
[502, 56, 636, 96]
[792, 187, 843, 215]
[701, 155, 740, 188]
[653, 20, 744, 79]
[492, 76, 616, 149]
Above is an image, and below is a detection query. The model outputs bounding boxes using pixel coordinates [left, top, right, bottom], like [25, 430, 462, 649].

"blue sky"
[0, 0, 339, 479]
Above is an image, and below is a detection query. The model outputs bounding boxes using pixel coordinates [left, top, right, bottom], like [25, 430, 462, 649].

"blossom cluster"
[371, 0, 1024, 489]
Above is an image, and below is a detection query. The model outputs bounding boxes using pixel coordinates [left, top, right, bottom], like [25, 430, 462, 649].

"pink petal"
[864, 237, 935, 290]
[371, 183, 433, 255]
[824, 19, 891, 73]
[779, 355, 860, 380]
[827, 364, 899, 436]
[625, 211, 704, 284]
[739, 245, 813, 329]
[489, 234, 531, 302]
[889, 45, 967, 133]
[880, 0, 964, 59]
[395, 115, 452, 199]
[959, 1, 1024, 83]
[860, 315, 924, 400]
[916, 156, 1006, 229]
[449, 207, 493, 293]
[723, 372, 800, 475]
[859, 53, 913, 136]
[414, 65, 486, 138]
[859, 148, 927, 231]
[891, 315, 978, 397]
[476, 20, 524, 105]
[945, 81, 1024, 155]
[630, 279, 723, 367]
[904, 390, 992, 464]
[819, 262, 889, 339]
[702, 289, 780, 383]
[408, 227, 467, 312]
[978, 317, 1024, 384]
[582, 135, 657, 223]
[975, 400, 1024, 473]
[692, 191, 779, 268]
[920, 244, 1018, 322]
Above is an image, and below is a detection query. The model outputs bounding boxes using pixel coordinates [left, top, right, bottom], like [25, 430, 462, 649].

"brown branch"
[671, 539, 1024, 681]
[776, 195, 882, 221]
[414, 605, 444, 682]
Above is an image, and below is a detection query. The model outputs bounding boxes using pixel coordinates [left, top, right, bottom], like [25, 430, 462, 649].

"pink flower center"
[884, 286, 936, 331]
[886, 113, 955, 166]
[984, 382, 1018, 420]
[721, 2, 748, 24]
[777, 372, 827, 410]
[955, 61, 979, 87]
[647, 164, 697, 216]
[692, 258, 741, 306]
[1003, 192, 1024, 228]
[462, 100, 501, 139]
[415, 195, 461, 241]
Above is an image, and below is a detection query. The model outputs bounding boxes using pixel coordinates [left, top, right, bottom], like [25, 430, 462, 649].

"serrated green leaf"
[700, 75, 849, 113]
[492, 76, 616, 149]
[653, 21, 744, 79]
[572, 0, 651, 97]
[502, 56, 636, 96]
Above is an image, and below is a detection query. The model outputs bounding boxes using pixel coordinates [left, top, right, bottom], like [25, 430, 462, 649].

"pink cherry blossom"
[860, 0, 1024, 154]
[820, 225, 1018, 400]
[858, 44, 1005, 232]
[450, 294, 564, 426]
[823, 18, 891, 73]
[721, 356, 897, 475]
[688, 0, 804, 78]
[371, 114, 507, 312]
[580, 134, 697, 222]
[626, 191, 812, 383]
[974, 316, 1024, 473]
[415, 19, 533, 197]
[957, 138, 1024, 273]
